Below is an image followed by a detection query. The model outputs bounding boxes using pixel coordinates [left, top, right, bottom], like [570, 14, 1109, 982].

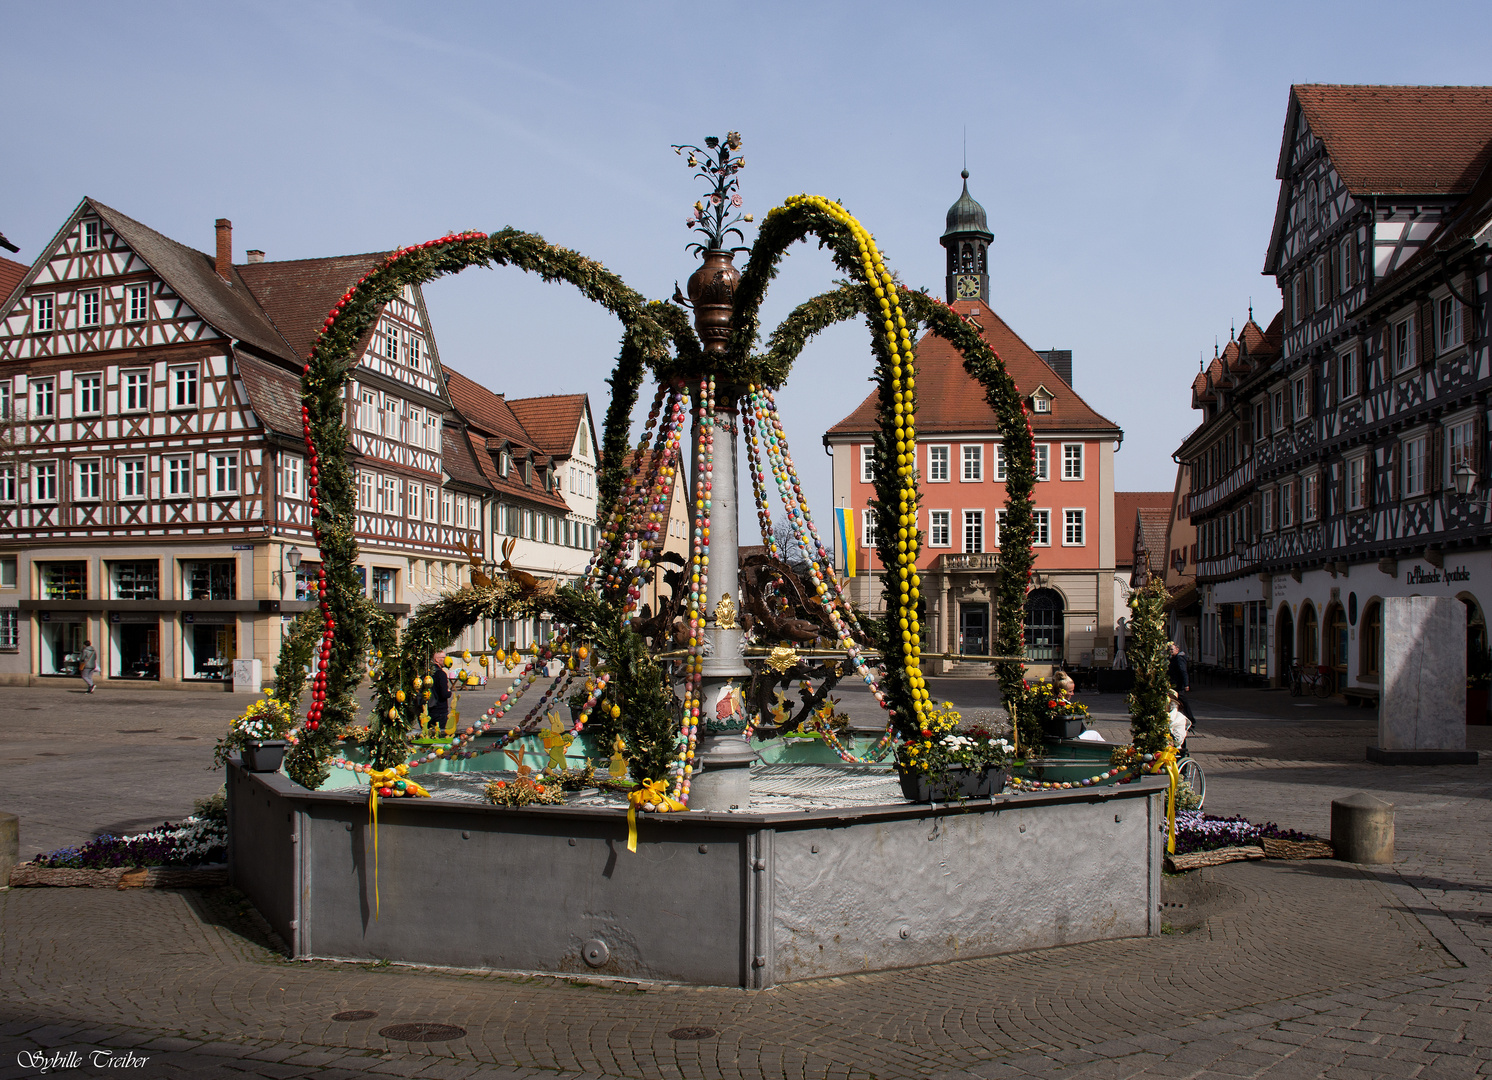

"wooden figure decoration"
[500, 537, 559, 599]
[539, 710, 574, 772]
[458, 538, 494, 587]
[608, 735, 630, 779]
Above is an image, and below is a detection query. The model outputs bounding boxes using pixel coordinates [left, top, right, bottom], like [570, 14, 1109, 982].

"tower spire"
[941, 168, 992, 304]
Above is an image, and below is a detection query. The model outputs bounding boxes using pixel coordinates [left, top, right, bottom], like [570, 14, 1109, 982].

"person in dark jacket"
[427, 651, 453, 736]
[1168, 642, 1196, 730]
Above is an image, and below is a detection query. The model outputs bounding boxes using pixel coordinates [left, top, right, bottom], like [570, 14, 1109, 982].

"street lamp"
[274, 544, 304, 600]
[1452, 464, 1490, 508]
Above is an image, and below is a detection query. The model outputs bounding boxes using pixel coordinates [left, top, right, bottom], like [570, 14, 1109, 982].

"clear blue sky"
[6, 1, 1492, 524]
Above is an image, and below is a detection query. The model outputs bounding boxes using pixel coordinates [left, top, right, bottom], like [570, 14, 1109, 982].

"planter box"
[242, 741, 286, 773]
[1043, 716, 1086, 742]
[9, 862, 228, 889]
[897, 765, 1006, 803]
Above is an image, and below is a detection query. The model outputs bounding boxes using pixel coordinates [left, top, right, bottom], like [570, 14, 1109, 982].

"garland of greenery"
[268, 606, 321, 710]
[1125, 578, 1174, 753]
[287, 229, 673, 788]
[757, 283, 1039, 743]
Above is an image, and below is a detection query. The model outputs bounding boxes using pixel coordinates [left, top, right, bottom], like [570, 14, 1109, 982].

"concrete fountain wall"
[227, 763, 1166, 988]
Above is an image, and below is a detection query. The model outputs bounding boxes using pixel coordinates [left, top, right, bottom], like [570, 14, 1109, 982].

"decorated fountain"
[226, 135, 1168, 987]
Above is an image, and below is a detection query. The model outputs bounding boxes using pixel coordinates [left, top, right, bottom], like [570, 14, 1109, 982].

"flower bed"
[1173, 810, 1330, 858]
[26, 793, 227, 871]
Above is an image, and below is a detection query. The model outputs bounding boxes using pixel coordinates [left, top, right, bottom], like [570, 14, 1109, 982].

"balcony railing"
[938, 553, 1001, 572]
[1187, 457, 1255, 518]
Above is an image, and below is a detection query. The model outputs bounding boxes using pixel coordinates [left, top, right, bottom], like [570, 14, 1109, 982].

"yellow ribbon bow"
[365, 766, 431, 918]
[1149, 746, 1181, 854]
[626, 778, 686, 853]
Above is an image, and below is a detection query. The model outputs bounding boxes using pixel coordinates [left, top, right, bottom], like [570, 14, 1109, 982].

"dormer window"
[1031, 385, 1053, 414]
[498, 450, 510, 478]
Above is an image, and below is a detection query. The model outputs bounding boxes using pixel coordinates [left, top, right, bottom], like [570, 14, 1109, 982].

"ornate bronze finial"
[674, 134, 751, 357]
[714, 591, 738, 629]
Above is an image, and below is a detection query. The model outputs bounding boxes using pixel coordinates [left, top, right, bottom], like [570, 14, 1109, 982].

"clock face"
[955, 274, 980, 299]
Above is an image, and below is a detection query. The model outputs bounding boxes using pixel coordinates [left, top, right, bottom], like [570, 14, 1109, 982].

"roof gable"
[1113, 492, 1172, 568]
[826, 299, 1121, 437]
[237, 252, 388, 361]
[507, 394, 592, 458]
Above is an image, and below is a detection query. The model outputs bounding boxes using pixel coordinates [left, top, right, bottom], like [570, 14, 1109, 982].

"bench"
[1342, 687, 1379, 708]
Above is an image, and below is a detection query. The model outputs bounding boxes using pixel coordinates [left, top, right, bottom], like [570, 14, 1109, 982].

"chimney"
[1039, 349, 1073, 387]
[246, 249, 265, 264]
[215, 218, 232, 280]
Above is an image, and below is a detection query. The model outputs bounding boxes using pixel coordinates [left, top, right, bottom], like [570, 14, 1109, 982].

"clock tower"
[941, 169, 993, 304]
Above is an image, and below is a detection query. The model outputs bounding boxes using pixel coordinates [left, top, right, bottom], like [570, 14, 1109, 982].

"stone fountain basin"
[228, 763, 1165, 987]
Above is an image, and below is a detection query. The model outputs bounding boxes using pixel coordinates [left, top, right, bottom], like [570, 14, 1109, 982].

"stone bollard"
[1330, 792, 1394, 864]
[0, 811, 18, 886]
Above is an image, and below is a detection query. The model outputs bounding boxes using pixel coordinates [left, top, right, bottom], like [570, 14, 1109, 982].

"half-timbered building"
[1177, 86, 1492, 700]
[0, 199, 484, 688]
[826, 175, 1124, 673]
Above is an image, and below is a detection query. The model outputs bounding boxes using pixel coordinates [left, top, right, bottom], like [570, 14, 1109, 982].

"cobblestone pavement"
[3, 685, 1492, 1079]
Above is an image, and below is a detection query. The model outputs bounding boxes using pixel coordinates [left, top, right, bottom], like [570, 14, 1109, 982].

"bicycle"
[1169, 707, 1206, 809]
[1290, 662, 1334, 699]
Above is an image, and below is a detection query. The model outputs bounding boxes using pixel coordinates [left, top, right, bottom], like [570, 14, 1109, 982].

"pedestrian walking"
[1167, 642, 1196, 729]
[79, 640, 99, 693]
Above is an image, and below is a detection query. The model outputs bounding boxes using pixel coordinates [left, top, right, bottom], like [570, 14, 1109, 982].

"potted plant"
[214, 694, 298, 773]
[1016, 678, 1091, 742]
[894, 702, 1014, 803]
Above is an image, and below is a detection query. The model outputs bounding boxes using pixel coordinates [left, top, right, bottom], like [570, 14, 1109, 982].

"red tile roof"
[1291, 85, 1492, 196]
[826, 300, 1121, 437]
[1135, 508, 1172, 577]
[237, 252, 388, 361]
[1113, 492, 1173, 568]
[444, 368, 534, 446]
[0, 256, 25, 308]
[507, 394, 589, 458]
[233, 353, 304, 438]
[442, 367, 570, 511]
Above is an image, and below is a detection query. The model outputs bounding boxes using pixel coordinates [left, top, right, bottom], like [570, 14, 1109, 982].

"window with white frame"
[1338, 236, 1354, 292]
[1253, 400, 1265, 439]
[281, 455, 302, 499]
[961, 444, 982, 481]
[859, 444, 874, 483]
[1347, 455, 1367, 510]
[127, 284, 149, 322]
[994, 508, 1007, 545]
[382, 321, 399, 361]
[211, 451, 239, 495]
[0, 465, 14, 502]
[357, 470, 376, 511]
[119, 457, 146, 500]
[1272, 389, 1284, 431]
[170, 365, 197, 408]
[1338, 347, 1358, 400]
[164, 455, 191, 498]
[963, 509, 984, 553]
[34, 294, 54, 332]
[1281, 480, 1296, 527]
[80, 289, 100, 327]
[1292, 374, 1309, 421]
[1312, 256, 1327, 310]
[33, 379, 54, 418]
[1401, 435, 1428, 497]
[441, 492, 453, 524]
[384, 398, 401, 440]
[404, 329, 423, 369]
[0, 609, 16, 650]
[1032, 395, 1051, 413]
[1448, 418, 1476, 485]
[358, 389, 378, 432]
[927, 445, 949, 482]
[425, 414, 439, 449]
[1262, 488, 1275, 532]
[1063, 508, 1085, 545]
[33, 461, 57, 502]
[1032, 509, 1051, 546]
[861, 508, 877, 547]
[123, 369, 150, 412]
[929, 509, 951, 547]
[75, 459, 101, 501]
[1062, 443, 1084, 480]
[992, 442, 1006, 481]
[407, 480, 421, 521]
[1439, 294, 1464, 353]
[424, 484, 437, 521]
[1302, 471, 1320, 521]
[82, 220, 100, 250]
[75, 374, 101, 415]
[380, 475, 400, 515]
[1033, 444, 1050, 481]
[1393, 315, 1416, 373]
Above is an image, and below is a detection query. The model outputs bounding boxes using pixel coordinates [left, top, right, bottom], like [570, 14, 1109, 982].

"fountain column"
[684, 248, 756, 811]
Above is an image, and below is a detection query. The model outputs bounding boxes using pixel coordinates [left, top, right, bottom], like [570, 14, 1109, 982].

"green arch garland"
[284, 229, 679, 787]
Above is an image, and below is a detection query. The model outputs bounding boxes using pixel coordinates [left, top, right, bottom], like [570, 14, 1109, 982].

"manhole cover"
[379, 1023, 467, 1042]
[331, 1010, 377, 1022]
[117, 729, 161, 734]
[668, 1026, 717, 1040]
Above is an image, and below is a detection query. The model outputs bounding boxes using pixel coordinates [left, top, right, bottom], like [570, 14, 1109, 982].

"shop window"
[39, 561, 87, 600]
[183, 560, 235, 601]
[111, 618, 159, 679]
[184, 619, 235, 680]
[39, 618, 86, 676]
[294, 562, 322, 602]
[110, 561, 159, 600]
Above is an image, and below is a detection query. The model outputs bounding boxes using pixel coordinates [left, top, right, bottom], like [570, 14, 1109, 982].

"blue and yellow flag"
[835, 507, 856, 579]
